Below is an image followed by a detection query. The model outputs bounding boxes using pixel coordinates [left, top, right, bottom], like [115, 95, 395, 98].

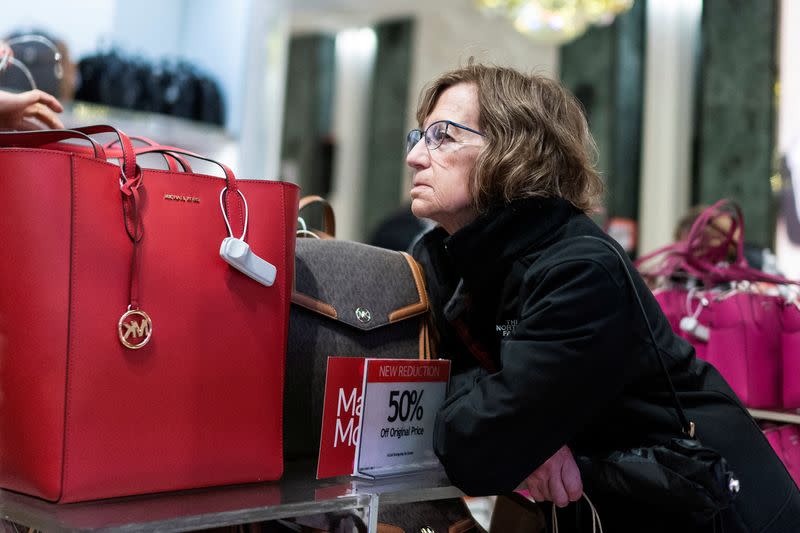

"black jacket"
[412, 197, 800, 532]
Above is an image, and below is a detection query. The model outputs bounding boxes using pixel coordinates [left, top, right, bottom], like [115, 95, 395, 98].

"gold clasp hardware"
[118, 308, 153, 349]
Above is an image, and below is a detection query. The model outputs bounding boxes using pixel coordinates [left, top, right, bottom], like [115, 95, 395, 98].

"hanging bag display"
[635, 200, 800, 409]
[0, 126, 299, 502]
[284, 196, 431, 459]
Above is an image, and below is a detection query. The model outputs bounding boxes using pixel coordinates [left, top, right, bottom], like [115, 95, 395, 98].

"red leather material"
[0, 129, 299, 502]
[0, 149, 77, 501]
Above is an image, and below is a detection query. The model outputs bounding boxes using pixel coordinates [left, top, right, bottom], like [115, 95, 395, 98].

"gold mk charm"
[118, 309, 153, 349]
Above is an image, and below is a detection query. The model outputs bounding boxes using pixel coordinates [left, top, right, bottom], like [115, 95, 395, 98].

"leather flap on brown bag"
[292, 239, 429, 331]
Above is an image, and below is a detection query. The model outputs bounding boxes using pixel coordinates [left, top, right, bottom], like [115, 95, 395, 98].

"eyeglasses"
[405, 120, 485, 155]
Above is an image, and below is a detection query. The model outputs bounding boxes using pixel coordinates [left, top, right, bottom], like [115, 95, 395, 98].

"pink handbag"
[783, 302, 800, 408]
[702, 289, 784, 408]
[636, 200, 800, 409]
[652, 288, 709, 361]
[763, 424, 800, 486]
[779, 424, 800, 486]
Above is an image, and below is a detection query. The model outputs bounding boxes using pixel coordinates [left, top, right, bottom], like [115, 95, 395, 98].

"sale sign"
[316, 357, 366, 479]
[354, 358, 451, 478]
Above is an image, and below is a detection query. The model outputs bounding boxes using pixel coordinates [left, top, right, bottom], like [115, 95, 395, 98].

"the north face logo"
[496, 320, 518, 337]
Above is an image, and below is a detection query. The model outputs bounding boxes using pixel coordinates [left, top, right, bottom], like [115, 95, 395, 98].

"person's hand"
[0, 41, 14, 66]
[0, 89, 64, 130]
[522, 445, 583, 508]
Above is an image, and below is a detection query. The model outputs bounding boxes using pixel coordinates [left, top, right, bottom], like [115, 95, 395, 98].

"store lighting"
[477, 0, 635, 44]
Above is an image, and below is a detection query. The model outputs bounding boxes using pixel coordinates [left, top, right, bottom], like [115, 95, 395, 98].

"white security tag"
[218, 187, 277, 287]
[692, 322, 710, 342]
[679, 316, 698, 334]
[679, 316, 710, 342]
[220, 236, 277, 287]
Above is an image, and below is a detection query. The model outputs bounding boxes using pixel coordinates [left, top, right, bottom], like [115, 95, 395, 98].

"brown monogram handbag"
[284, 196, 432, 459]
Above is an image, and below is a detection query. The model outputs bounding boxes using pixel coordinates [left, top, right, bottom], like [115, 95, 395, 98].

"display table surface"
[0, 461, 464, 532]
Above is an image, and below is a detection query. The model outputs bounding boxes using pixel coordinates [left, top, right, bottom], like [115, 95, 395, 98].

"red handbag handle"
[104, 136, 193, 173]
[0, 129, 106, 160]
[70, 125, 137, 179]
[109, 144, 245, 238]
[117, 145, 236, 185]
[0, 124, 137, 186]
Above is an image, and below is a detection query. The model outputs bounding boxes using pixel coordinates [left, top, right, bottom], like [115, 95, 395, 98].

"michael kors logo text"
[122, 320, 149, 340]
[164, 194, 200, 203]
[496, 320, 518, 337]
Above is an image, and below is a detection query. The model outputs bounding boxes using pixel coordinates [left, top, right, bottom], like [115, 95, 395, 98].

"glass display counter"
[0, 461, 463, 532]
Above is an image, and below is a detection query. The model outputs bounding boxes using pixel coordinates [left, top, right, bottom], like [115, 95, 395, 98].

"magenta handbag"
[763, 424, 799, 486]
[703, 289, 784, 408]
[636, 200, 800, 409]
[652, 288, 710, 360]
[779, 424, 800, 486]
[661, 285, 784, 409]
[783, 302, 800, 408]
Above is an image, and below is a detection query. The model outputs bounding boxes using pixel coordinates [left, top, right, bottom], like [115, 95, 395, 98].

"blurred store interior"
[1, 0, 798, 276]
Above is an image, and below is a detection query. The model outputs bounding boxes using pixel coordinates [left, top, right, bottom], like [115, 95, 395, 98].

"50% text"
[387, 389, 424, 422]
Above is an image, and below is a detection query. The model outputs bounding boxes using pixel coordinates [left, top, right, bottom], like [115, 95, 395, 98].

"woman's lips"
[410, 183, 431, 196]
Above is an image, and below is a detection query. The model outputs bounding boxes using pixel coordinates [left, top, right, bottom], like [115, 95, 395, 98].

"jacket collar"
[444, 196, 579, 290]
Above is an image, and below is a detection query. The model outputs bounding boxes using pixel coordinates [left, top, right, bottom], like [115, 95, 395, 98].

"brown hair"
[416, 63, 603, 213]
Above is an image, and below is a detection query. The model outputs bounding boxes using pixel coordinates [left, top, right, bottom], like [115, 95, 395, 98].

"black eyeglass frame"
[405, 120, 485, 154]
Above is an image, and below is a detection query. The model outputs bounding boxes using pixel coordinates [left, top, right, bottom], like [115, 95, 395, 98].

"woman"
[407, 63, 800, 532]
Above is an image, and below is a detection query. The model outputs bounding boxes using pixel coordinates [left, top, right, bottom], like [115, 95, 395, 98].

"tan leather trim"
[298, 195, 336, 237]
[418, 319, 433, 360]
[418, 319, 426, 360]
[389, 253, 429, 323]
[311, 230, 335, 240]
[449, 518, 477, 533]
[404, 252, 428, 305]
[377, 524, 405, 533]
[389, 301, 428, 322]
[292, 291, 337, 319]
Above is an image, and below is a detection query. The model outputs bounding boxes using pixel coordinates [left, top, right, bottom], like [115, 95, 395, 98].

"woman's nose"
[406, 138, 429, 170]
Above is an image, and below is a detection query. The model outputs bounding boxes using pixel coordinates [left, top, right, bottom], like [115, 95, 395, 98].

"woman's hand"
[0, 89, 64, 130]
[522, 445, 583, 508]
[0, 41, 12, 70]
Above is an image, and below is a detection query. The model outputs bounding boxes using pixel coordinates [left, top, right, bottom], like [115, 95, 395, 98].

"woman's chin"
[410, 199, 432, 220]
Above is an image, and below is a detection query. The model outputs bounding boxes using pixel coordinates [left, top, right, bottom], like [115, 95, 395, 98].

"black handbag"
[577, 438, 738, 524]
[284, 196, 432, 459]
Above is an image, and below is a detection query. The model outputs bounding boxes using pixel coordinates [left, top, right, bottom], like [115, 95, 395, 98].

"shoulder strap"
[581, 236, 695, 438]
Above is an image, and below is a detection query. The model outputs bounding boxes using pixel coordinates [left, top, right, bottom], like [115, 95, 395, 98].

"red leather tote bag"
[0, 126, 299, 502]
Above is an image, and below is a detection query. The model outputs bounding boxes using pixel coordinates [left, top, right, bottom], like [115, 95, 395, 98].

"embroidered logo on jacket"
[496, 319, 518, 337]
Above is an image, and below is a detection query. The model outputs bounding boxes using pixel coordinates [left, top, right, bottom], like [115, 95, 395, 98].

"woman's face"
[406, 83, 483, 234]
